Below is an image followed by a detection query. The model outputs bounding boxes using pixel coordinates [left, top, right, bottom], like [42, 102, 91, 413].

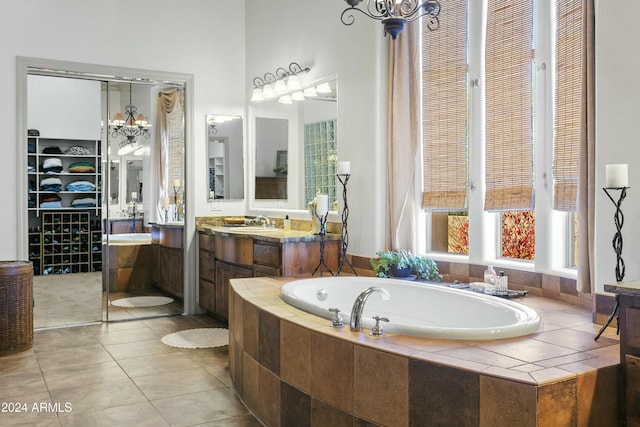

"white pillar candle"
[162, 197, 170, 209]
[605, 164, 629, 188]
[338, 161, 351, 175]
[316, 194, 329, 216]
[173, 179, 182, 188]
[131, 192, 137, 200]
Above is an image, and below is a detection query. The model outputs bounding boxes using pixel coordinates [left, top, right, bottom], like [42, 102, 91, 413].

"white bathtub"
[104, 233, 152, 246]
[280, 277, 540, 340]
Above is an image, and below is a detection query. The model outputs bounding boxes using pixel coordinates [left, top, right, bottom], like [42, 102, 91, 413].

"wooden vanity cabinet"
[214, 260, 253, 319]
[198, 233, 216, 313]
[151, 225, 184, 298]
[198, 231, 339, 322]
[253, 242, 282, 277]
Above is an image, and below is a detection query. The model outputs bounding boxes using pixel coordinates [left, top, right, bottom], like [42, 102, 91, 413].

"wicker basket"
[0, 261, 33, 355]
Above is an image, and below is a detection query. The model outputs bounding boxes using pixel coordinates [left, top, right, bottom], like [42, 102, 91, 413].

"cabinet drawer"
[215, 235, 253, 266]
[254, 264, 281, 277]
[199, 232, 216, 252]
[254, 243, 281, 267]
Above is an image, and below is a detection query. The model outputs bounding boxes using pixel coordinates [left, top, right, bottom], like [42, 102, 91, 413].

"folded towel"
[40, 177, 62, 186]
[40, 193, 61, 202]
[68, 162, 95, 173]
[42, 146, 62, 154]
[40, 201, 62, 208]
[64, 146, 91, 156]
[71, 197, 96, 208]
[43, 158, 62, 168]
[66, 180, 96, 191]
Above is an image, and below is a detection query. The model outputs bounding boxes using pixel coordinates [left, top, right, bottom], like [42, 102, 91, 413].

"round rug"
[161, 328, 229, 349]
[110, 296, 174, 308]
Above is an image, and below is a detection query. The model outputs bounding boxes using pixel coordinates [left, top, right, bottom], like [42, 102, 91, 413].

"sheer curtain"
[578, 0, 596, 294]
[155, 88, 184, 221]
[385, 23, 421, 251]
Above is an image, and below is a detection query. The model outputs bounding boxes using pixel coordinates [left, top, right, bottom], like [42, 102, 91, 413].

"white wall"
[595, 0, 640, 292]
[0, 0, 245, 259]
[28, 75, 101, 139]
[245, 0, 388, 256]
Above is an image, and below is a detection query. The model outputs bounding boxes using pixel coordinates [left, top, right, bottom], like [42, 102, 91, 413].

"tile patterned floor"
[0, 315, 261, 427]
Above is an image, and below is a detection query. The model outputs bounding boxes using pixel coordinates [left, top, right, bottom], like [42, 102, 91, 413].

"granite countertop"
[149, 222, 184, 229]
[197, 224, 341, 243]
[603, 280, 640, 296]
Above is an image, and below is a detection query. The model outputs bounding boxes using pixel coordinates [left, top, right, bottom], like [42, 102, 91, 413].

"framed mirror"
[251, 78, 338, 210]
[206, 114, 244, 200]
[126, 159, 143, 203]
[109, 160, 119, 204]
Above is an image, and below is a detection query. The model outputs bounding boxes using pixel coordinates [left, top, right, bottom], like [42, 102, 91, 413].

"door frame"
[16, 57, 199, 316]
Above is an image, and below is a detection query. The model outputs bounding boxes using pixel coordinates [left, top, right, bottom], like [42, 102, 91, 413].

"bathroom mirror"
[206, 114, 244, 200]
[109, 160, 119, 204]
[126, 159, 143, 203]
[251, 78, 338, 210]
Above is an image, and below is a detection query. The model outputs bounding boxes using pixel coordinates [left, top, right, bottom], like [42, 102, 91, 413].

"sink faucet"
[349, 287, 391, 331]
[251, 215, 270, 227]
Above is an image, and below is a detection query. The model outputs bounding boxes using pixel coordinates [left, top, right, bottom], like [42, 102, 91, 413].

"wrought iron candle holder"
[337, 173, 357, 275]
[312, 211, 334, 277]
[173, 185, 182, 222]
[595, 186, 629, 341]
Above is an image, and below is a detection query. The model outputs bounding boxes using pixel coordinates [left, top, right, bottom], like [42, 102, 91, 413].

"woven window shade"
[167, 99, 184, 185]
[553, 0, 582, 211]
[422, 0, 468, 211]
[485, 0, 534, 211]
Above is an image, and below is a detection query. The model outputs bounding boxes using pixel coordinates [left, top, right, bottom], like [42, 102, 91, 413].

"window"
[422, 1, 580, 271]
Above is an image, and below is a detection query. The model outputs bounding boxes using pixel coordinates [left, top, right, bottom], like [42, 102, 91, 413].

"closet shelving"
[27, 137, 102, 275]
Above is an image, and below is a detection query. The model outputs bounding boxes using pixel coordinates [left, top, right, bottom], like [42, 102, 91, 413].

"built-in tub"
[280, 276, 540, 340]
[104, 232, 152, 246]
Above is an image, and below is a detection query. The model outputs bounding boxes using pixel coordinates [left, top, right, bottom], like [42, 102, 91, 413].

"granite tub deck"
[229, 277, 620, 427]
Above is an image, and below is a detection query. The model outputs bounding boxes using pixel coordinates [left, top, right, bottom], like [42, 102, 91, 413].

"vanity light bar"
[251, 62, 311, 103]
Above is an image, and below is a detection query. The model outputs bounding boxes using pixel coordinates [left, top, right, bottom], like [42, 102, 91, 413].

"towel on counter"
[68, 162, 95, 173]
[64, 146, 91, 156]
[41, 158, 63, 174]
[71, 197, 96, 208]
[40, 176, 62, 192]
[65, 180, 95, 192]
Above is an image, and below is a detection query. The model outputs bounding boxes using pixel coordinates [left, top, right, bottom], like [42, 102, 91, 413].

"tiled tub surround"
[229, 277, 620, 427]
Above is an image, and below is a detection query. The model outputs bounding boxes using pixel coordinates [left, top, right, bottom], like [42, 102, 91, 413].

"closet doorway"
[19, 58, 194, 328]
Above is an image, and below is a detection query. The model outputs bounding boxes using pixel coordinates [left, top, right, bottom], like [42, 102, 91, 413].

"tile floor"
[0, 315, 262, 427]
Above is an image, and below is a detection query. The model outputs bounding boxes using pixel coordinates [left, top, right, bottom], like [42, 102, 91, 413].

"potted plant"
[370, 250, 441, 281]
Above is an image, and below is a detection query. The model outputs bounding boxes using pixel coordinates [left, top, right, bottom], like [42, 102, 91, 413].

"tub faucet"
[349, 287, 391, 331]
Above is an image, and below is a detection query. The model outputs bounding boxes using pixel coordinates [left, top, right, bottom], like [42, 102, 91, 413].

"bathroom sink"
[211, 225, 281, 234]
[225, 226, 281, 234]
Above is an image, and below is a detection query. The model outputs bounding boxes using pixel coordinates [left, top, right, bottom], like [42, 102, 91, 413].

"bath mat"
[110, 296, 174, 308]
[161, 328, 229, 349]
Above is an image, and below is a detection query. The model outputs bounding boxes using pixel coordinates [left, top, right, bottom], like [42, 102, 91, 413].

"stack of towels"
[40, 177, 62, 192]
[41, 158, 63, 174]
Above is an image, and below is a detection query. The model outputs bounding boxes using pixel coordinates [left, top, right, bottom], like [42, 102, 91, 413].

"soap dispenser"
[283, 215, 291, 231]
[483, 265, 497, 285]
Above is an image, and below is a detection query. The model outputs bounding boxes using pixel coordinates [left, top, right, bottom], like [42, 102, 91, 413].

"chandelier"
[340, 0, 441, 39]
[109, 83, 151, 144]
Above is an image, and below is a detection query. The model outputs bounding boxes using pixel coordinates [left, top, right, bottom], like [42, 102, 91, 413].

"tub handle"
[329, 307, 344, 328]
[370, 315, 389, 337]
